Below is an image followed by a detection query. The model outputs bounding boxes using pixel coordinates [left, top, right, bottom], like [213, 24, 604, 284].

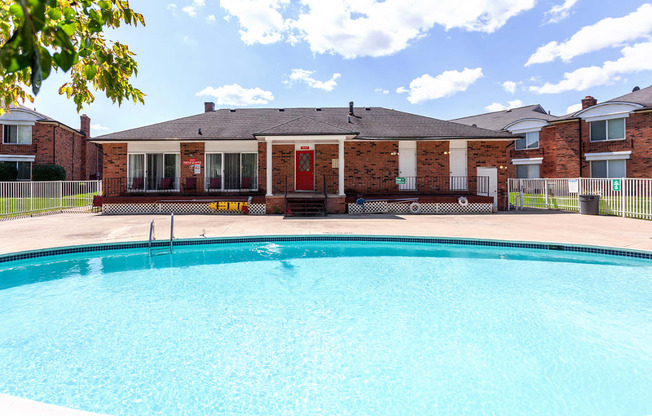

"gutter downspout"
[71, 131, 75, 180]
[578, 119, 582, 178]
[52, 125, 57, 164]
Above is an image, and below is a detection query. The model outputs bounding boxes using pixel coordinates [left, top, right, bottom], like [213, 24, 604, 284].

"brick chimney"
[80, 114, 91, 137]
[204, 102, 215, 112]
[581, 96, 597, 109]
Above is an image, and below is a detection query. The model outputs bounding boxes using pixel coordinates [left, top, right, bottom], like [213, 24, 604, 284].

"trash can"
[579, 194, 600, 215]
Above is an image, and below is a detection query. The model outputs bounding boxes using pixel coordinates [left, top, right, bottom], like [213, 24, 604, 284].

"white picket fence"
[508, 178, 652, 220]
[0, 180, 102, 220]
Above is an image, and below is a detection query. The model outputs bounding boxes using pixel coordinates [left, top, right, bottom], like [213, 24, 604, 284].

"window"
[515, 131, 539, 150]
[516, 164, 540, 179]
[3, 125, 32, 144]
[205, 152, 258, 191]
[590, 160, 626, 178]
[127, 153, 179, 191]
[590, 118, 625, 142]
[2, 161, 31, 180]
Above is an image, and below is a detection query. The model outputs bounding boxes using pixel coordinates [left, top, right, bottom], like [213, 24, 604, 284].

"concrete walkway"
[1, 210, 651, 254]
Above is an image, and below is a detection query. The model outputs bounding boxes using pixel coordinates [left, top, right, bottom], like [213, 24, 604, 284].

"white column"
[338, 138, 345, 196]
[266, 139, 273, 196]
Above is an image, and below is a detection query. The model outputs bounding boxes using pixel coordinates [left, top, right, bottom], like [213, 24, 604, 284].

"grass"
[509, 192, 652, 219]
[0, 192, 97, 218]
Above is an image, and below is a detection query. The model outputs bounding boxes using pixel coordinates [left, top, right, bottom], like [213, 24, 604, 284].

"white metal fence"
[0, 180, 102, 220]
[508, 178, 652, 220]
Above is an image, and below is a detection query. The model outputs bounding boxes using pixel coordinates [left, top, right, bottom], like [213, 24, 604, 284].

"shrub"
[0, 163, 18, 181]
[33, 164, 66, 181]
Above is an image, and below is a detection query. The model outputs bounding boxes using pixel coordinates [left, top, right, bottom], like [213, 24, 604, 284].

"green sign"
[612, 179, 621, 192]
[395, 177, 406, 185]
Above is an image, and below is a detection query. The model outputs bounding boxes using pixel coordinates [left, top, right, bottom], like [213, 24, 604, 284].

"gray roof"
[93, 106, 517, 141]
[606, 84, 652, 108]
[450, 104, 560, 131]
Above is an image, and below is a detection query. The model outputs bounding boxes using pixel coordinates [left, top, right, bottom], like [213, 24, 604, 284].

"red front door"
[296, 150, 314, 191]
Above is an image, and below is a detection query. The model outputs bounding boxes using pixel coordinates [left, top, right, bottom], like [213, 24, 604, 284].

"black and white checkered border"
[1, 235, 650, 264]
[348, 202, 492, 214]
[102, 203, 266, 215]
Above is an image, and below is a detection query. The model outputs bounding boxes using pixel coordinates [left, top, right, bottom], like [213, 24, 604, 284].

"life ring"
[457, 196, 469, 206]
[409, 202, 422, 214]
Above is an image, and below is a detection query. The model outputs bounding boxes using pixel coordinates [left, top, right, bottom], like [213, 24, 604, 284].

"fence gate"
[508, 178, 652, 220]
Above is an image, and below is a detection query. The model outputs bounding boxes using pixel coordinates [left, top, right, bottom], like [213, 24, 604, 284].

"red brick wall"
[344, 141, 398, 193]
[624, 111, 652, 178]
[468, 141, 510, 210]
[258, 142, 267, 194]
[101, 143, 127, 196]
[180, 142, 205, 189]
[314, 144, 339, 194]
[272, 145, 294, 194]
[417, 141, 449, 192]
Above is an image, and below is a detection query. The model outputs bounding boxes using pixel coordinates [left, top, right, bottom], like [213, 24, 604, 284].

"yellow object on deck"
[208, 201, 248, 211]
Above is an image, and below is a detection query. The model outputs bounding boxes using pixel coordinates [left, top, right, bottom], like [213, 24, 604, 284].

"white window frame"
[514, 131, 539, 151]
[2, 124, 33, 145]
[590, 160, 626, 178]
[126, 152, 180, 192]
[205, 152, 258, 192]
[1, 160, 32, 180]
[515, 164, 540, 179]
[589, 118, 626, 142]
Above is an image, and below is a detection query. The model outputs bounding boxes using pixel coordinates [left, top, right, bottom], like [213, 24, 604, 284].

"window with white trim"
[205, 152, 258, 191]
[2, 161, 32, 180]
[515, 131, 539, 150]
[516, 164, 540, 179]
[3, 125, 32, 144]
[126, 153, 180, 191]
[590, 118, 625, 142]
[590, 160, 626, 178]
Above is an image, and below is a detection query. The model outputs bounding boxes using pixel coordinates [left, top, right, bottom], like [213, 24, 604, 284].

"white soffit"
[584, 151, 632, 161]
[504, 119, 548, 134]
[512, 157, 543, 165]
[577, 102, 642, 122]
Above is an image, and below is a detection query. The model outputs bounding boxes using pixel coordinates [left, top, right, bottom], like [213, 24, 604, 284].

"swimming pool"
[0, 236, 650, 415]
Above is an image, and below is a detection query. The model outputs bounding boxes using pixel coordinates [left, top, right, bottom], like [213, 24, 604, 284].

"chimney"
[80, 114, 90, 137]
[204, 102, 215, 112]
[349, 101, 354, 115]
[581, 96, 597, 109]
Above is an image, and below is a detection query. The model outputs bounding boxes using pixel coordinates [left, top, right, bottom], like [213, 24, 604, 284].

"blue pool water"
[0, 240, 650, 415]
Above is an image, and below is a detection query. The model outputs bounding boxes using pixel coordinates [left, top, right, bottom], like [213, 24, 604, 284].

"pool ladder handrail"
[148, 214, 174, 256]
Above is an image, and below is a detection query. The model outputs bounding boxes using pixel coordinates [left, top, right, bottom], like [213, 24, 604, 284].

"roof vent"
[278, 108, 285, 112]
[472, 124, 477, 127]
[506, 109, 512, 112]
[198, 128, 203, 135]
[229, 109, 236, 113]
[349, 101, 354, 115]
[633, 86, 640, 92]
[315, 108, 322, 111]
[365, 107, 371, 111]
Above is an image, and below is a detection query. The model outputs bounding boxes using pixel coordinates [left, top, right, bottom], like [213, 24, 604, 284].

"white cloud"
[182, 0, 207, 18]
[374, 88, 389, 94]
[167, 3, 177, 15]
[396, 87, 409, 94]
[220, 0, 536, 58]
[196, 84, 274, 106]
[406, 67, 484, 104]
[207, 14, 216, 23]
[502, 80, 517, 93]
[527, 4, 652, 66]
[183, 35, 197, 46]
[90, 124, 109, 131]
[529, 41, 652, 94]
[566, 103, 582, 114]
[485, 99, 524, 112]
[286, 69, 341, 91]
[543, 0, 579, 24]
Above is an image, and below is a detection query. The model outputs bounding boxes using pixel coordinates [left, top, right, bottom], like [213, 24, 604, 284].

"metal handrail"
[148, 220, 155, 256]
[170, 213, 174, 252]
[284, 175, 288, 214]
[323, 175, 328, 216]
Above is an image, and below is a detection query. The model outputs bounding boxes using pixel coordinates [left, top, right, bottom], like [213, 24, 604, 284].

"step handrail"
[170, 213, 174, 252]
[148, 219, 155, 256]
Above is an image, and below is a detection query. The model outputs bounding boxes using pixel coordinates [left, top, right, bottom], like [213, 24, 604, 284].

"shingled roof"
[93, 106, 517, 141]
[606, 84, 652, 109]
[450, 104, 560, 131]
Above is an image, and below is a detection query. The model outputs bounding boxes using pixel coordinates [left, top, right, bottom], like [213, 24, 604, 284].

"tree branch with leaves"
[0, 0, 145, 114]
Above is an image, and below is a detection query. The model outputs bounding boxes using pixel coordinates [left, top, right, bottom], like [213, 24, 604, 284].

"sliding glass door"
[205, 152, 257, 191]
[127, 153, 179, 191]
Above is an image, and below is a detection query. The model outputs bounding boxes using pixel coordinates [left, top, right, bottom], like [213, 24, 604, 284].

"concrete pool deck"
[1, 210, 651, 254]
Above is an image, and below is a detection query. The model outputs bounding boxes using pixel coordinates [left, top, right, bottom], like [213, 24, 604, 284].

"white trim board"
[584, 151, 632, 161]
[512, 157, 543, 165]
[0, 154, 36, 162]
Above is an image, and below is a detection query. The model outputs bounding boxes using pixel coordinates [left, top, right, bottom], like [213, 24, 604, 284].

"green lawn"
[509, 192, 652, 219]
[0, 192, 97, 218]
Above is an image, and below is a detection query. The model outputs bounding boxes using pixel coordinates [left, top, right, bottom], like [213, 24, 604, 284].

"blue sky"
[29, 0, 652, 135]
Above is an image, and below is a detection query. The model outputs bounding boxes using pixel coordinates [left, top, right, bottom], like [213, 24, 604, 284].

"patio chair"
[160, 177, 172, 190]
[185, 177, 197, 192]
[241, 177, 251, 189]
[209, 177, 221, 190]
[131, 177, 144, 190]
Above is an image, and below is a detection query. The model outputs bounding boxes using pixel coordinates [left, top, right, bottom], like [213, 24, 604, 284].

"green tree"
[0, 0, 145, 114]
